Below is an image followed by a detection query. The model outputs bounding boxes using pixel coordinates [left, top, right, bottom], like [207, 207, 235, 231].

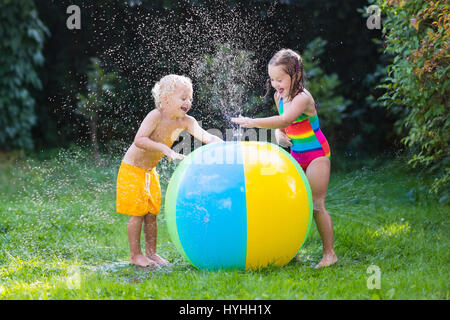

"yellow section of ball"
[240, 141, 312, 270]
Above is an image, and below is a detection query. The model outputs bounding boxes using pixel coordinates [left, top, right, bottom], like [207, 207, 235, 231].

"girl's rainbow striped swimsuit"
[279, 97, 331, 171]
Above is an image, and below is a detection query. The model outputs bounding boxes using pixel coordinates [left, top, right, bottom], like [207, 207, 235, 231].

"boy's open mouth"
[181, 106, 189, 113]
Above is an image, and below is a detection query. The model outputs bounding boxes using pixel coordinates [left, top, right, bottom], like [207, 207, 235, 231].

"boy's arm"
[134, 110, 183, 160]
[185, 116, 223, 144]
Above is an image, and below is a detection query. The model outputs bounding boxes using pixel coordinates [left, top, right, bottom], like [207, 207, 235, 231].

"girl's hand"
[275, 129, 293, 148]
[231, 115, 255, 128]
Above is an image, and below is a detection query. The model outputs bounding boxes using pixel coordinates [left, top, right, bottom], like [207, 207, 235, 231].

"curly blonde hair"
[151, 74, 193, 109]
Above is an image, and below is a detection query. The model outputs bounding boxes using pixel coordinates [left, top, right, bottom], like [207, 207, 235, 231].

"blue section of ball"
[175, 142, 248, 270]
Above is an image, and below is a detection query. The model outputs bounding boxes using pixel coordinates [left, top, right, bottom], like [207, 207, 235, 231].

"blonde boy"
[116, 74, 222, 267]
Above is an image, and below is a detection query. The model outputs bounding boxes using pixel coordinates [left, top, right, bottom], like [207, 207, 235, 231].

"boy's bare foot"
[314, 253, 338, 269]
[130, 254, 158, 267]
[148, 253, 170, 266]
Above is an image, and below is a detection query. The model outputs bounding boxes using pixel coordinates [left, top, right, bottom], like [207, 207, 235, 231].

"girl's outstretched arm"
[231, 93, 311, 129]
[231, 114, 289, 129]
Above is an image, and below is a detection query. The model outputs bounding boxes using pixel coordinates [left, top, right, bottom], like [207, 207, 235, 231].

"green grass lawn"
[0, 146, 448, 300]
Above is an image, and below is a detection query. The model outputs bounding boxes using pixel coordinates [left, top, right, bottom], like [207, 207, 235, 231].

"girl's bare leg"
[143, 213, 169, 265]
[306, 157, 338, 268]
[128, 215, 156, 266]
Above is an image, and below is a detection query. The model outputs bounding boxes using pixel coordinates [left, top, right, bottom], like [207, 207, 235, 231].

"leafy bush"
[301, 37, 351, 144]
[376, 0, 449, 194]
[0, 0, 48, 150]
[76, 58, 117, 164]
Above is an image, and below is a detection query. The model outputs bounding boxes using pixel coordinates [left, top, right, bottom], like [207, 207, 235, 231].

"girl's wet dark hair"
[264, 49, 306, 102]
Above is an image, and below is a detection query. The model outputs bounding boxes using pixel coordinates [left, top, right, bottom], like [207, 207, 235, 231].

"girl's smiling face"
[268, 64, 292, 99]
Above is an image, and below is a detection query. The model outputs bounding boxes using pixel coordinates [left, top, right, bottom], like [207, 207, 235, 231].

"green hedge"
[376, 0, 449, 195]
[0, 0, 48, 150]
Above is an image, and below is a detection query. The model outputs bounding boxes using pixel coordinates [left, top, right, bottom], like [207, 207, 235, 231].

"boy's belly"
[122, 144, 163, 170]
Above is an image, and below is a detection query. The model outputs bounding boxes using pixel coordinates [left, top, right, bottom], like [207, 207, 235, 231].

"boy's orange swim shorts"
[116, 161, 161, 216]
